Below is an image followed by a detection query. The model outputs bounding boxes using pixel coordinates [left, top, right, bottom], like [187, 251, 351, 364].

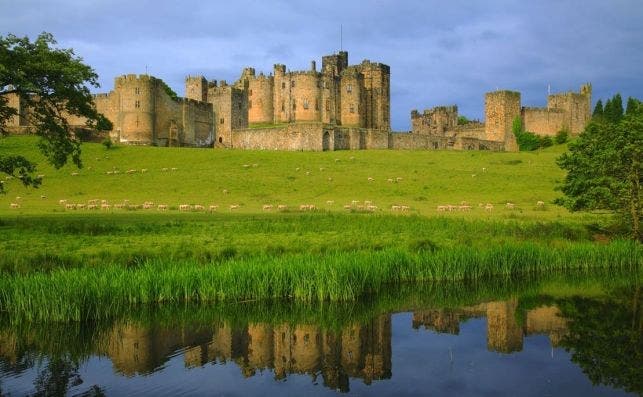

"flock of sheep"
[5, 160, 548, 214]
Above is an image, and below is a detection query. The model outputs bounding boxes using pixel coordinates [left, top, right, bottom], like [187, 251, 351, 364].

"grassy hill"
[0, 135, 588, 221]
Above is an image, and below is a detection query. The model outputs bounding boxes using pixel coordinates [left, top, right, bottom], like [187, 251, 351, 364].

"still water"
[0, 279, 640, 396]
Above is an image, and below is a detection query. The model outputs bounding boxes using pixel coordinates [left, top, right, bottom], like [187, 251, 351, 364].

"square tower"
[485, 90, 521, 142]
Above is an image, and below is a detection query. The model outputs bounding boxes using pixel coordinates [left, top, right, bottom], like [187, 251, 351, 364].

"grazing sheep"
[77, 204, 86, 209]
[327, 177, 333, 181]
[101, 204, 111, 210]
[243, 164, 250, 168]
[437, 205, 447, 212]
[162, 168, 169, 172]
[157, 204, 168, 211]
[350, 156, 355, 161]
[209, 205, 219, 212]
[71, 172, 79, 176]
[344, 204, 352, 210]
[326, 200, 334, 205]
[368, 177, 374, 181]
[295, 167, 300, 171]
[40, 195, 47, 199]
[366, 205, 378, 212]
[141, 169, 148, 173]
[194, 204, 205, 211]
[305, 171, 311, 176]
[10, 203, 20, 209]
[179, 204, 191, 212]
[482, 167, 487, 173]
[536, 201, 545, 207]
[506, 202, 515, 209]
[229, 204, 240, 211]
[106, 171, 113, 175]
[485, 203, 494, 211]
[396, 177, 403, 182]
[59, 199, 67, 205]
[400, 205, 410, 212]
[171, 167, 178, 171]
[391, 205, 401, 211]
[222, 189, 229, 194]
[262, 204, 273, 211]
[459, 205, 472, 211]
[66, 203, 76, 210]
[88, 204, 98, 210]
[387, 178, 394, 183]
[15, 196, 21, 200]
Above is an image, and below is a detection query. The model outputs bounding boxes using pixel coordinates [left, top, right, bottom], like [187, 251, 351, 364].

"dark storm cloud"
[2, 0, 642, 130]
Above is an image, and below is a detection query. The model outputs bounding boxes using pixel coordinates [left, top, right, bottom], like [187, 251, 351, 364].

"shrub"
[555, 129, 569, 144]
[102, 137, 113, 150]
[540, 136, 554, 148]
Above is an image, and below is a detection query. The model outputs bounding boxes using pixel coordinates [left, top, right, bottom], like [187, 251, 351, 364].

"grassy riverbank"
[1, 240, 639, 322]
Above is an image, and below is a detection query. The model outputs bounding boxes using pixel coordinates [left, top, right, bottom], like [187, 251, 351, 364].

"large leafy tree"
[0, 32, 111, 193]
[556, 94, 642, 241]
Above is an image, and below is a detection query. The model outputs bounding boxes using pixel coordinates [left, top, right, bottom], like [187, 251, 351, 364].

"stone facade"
[4, 49, 591, 153]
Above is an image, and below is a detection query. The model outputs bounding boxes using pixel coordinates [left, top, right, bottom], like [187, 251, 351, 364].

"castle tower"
[292, 324, 322, 373]
[273, 64, 291, 123]
[114, 74, 157, 144]
[357, 61, 391, 131]
[247, 73, 274, 124]
[340, 68, 364, 127]
[290, 72, 322, 123]
[485, 90, 521, 143]
[185, 76, 208, 102]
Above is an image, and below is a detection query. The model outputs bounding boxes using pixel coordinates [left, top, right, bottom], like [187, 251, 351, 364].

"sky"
[2, 0, 642, 130]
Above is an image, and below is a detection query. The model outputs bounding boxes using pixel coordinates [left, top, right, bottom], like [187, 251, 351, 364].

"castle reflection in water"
[0, 300, 568, 392]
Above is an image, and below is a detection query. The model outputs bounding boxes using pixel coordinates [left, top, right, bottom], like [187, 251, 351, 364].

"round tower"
[248, 74, 274, 124]
[115, 74, 156, 144]
[290, 72, 322, 122]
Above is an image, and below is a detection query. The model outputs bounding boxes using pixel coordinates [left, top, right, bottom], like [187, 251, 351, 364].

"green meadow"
[0, 135, 640, 321]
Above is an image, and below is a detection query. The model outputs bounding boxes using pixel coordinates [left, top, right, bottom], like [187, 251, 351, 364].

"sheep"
[106, 171, 114, 175]
[482, 167, 487, 173]
[335, 158, 340, 162]
[319, 167, 324, 171]
[114, 204, 124, 209]
[506, 202, 515, 209]
[327, 177, 333, 182]
[262, 204, 273, 211]
[10, 203, 20, 209]
[325, 200, 334, 205]
[157, 204, 168, 211]
[113, 170, 120, 174]
[368, 177, 374, 182]
[71, 172, 79, 176]
[141, 168, 148, 173]
[171, 167, 178, 171]
[243, 164, 250, 168]
[536, 200, 545, 207]
[295, 167, 300, 171]
[437, 205, 447, 212]
[222, 189, 229, 194]
[162, 167, 169, 172]
[179, 204, 191, 212]
[37, 174, 45, 179]
[194, 204, 205, 211]
[459, 205, 472, 211]
[5, 176, 13, 180]
[391, 205, 401, 211]
[364, 200, 372, 205]
[87, 204, 98, 210]
[344, 204, 352, 210]
[143, 203, 153, 209]
[366, 205, 378, 212]
[387, 178, 394, 183]
[66, 203, 76, 210]
[305, 171, 311, 176]
[351, 200, 360, 205]
[471, 174, 477, 178]
[209, 205, 219, 212]
[229, 204, 240, 211]
[101, 204, 111, 210]
[15, 196, 21, 201]
[59, 199, 67, 205]
[350, 156, 355, 161]
[77, 203, 86, 209]
[396, 177, 403, 182]
[40, 195, 47, 199]
[400, 205, 410, 212]
[485, 203, 494, 211]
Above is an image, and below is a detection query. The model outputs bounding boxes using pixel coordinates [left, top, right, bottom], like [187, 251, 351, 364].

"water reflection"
[0, 281, 640, 396]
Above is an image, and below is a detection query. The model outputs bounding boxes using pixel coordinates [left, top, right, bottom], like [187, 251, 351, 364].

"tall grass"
[0, 241, 639, 322]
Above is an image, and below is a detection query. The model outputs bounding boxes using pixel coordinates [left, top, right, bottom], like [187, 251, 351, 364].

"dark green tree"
[556, 95, 642, 241]
[604, 94, 624, 124]
[0, 32, 112, 193]
[626, 97, 640, 116]
[592, 99, 603, 117]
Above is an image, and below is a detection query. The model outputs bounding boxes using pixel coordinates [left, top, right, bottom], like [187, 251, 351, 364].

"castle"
[4, 50, 592, 152]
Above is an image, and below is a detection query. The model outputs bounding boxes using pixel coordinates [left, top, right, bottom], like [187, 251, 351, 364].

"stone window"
[291, 80, 295, 88]
[135, 87, 140, 95]
[135, 100, 140, 108]
[303, 99, 309, 110]
[248, 100, 252, 109]
[220, 118, 224, 124]
[350, 104, 355, 113]
[325, 99, 330, 111]
[249, 89, 253, 96]
[293, 101, 296, 111]
[281, 101, 285, 111]
[282, 82, 285, 89]
[315, 99, 319, 111]
[347, 84, 352, 93]
[219, 137, 223, 143]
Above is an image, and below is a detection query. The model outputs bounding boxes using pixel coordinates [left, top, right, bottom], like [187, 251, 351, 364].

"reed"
[0, 241, 639, 322]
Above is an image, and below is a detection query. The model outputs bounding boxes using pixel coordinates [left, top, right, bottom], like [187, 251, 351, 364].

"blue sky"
[2, 0, 642, 130]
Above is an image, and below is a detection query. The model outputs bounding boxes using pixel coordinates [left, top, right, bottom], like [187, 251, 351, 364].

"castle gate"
[322, 131, 331, 151]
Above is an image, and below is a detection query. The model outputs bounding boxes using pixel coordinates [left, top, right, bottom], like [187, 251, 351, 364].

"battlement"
[93, 93, 111, 99]
[286, 70, 321, 78]
[358, 60, 391, 73]
[274, 64, 286, 74]
[522, 106, 564, 113]
[115, 74, 158, 84]
[486, 90, 520, 99]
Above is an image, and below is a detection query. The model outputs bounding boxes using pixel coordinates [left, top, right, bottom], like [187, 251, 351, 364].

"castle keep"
[4, 50, 592, 152]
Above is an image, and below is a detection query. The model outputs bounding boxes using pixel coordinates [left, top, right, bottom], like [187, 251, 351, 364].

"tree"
[604, 93, 623, 124]
[626, 97, 640, 116]
[593, 99, 603, 117]
[0, 32, 112, 193]
[556, 95, 642, 241]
